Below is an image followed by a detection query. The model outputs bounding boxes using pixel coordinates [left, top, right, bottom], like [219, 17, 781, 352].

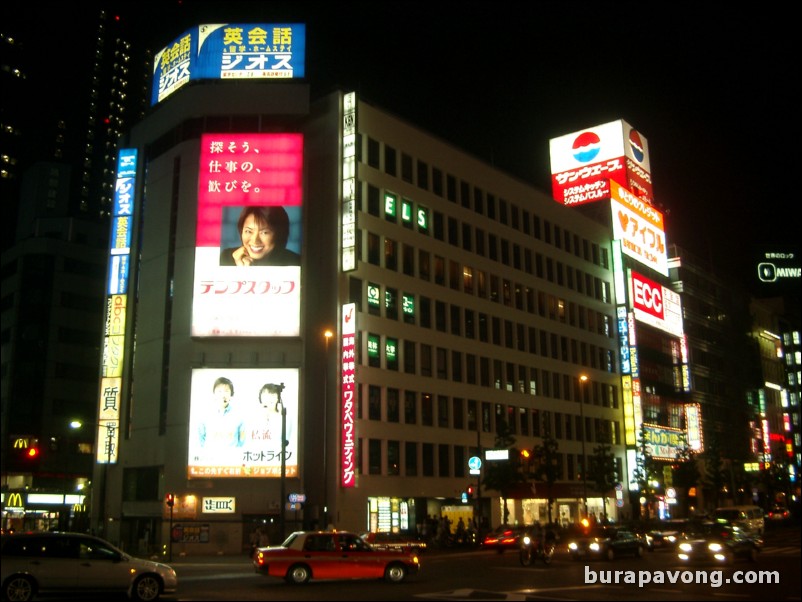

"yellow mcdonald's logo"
[13, 439, 29, 449]
[7, 492, 24, 508]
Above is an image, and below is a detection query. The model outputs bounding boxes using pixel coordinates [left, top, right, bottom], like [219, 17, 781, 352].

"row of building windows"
[363, 333, 617, 386]
[358, 386, 621, 443]
[356, 438, 624, 481]
[365, 283, 614, 343]
[362, 138, 610, 274]
[362, 228, 612, 307]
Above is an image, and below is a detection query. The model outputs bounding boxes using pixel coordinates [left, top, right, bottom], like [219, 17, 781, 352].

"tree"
[590, 423, 618, 522]
[481, 417, 523, 525]
[532, 412, 560, 526]
[701, 437, 728, 510]
[670, 442, 700, 517]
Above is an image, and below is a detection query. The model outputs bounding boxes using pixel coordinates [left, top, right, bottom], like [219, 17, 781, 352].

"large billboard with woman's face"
[192, 133, 303, 337]
[187, 368, 299, 478]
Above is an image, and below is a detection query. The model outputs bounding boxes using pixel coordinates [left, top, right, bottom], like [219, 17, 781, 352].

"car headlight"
[568, 542, 578, 551]
[522, 536, 531, 545]
[678, 542, 693, 553]
[589, 542, 600, 552]
[708, 543, 723, 552]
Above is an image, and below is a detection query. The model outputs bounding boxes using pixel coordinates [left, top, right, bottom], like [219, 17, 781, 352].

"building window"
[404, 390, 417, 424]
[403, 243, 415, 276]
[436, 347, 448, 379]
[384, 144, 396, 176]
[369, 439, 381, 475]
[386, 336, 399, 371]
[367, 232, 380, 265]
[401, 152, 413, 183]
[419, 249, 430, 281]
[438, 444, 450, 477]
[387, 440, 400, 475]
[433, 167, 443, 196]
[417, 159, 429, 190]
[404, 340, 416, 374]
[384, 238, 397, 271]
[367, 137, 379, 168]
[367, 333, 380, 368]
[422, 443, 434, 476]
[420, 343, 432, 377]
[438, 395, 450, 428]
[368, 385, 381, 420]
[405, 442, 418, 476]
[422, 393, 434, 426]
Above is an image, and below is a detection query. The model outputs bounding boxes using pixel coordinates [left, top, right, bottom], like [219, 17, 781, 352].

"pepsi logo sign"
[628, 129, 645, 163]
[572, 131, 601, 163]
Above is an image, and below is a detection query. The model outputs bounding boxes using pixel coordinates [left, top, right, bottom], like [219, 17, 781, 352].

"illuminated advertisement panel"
[642, 423, 686, 461]
[342, 92, 357, 271]
[341, 303, 356, 488]
[610, 180, 668, 276]
[187, 368, 299, 478]
[549, 119, 653, 205]
[685, 403, 703, 452]
[97, 377, 121, 463]
[152, 24, 306, 105]
[97, 149, 137, 464]
[192, 133, 303, 337]
[629, 270, 683, 337]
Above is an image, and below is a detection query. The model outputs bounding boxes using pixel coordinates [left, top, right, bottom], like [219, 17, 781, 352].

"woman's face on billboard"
[240, 213, 275, 261]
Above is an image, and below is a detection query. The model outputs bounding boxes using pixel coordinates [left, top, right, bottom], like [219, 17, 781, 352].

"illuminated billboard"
[641, 423, 686, 461]
[610, 180, 668, 276]
[187, 368, 299, 478]
[341, 303, 356, 488]
[549, 119, 653, 206]
[629, 270, 683, 338]
[152, 24, 306, 105]
[97, 149, 138, 464]
[192, 133, 303, 337]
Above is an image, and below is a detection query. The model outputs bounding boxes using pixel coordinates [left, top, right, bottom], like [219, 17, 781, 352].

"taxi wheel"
[748, 547, 759, 562]
[286, 564, 311, 584]
[384, 562, 407, 583]
[636, 545, 644, 558]
[605, 547, 615, 561]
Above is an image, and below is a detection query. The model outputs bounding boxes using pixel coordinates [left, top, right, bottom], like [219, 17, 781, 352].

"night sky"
[9, 2, 798, 292]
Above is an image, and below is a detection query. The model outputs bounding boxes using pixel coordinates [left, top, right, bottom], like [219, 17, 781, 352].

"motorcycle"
[519, 529, 557, 566]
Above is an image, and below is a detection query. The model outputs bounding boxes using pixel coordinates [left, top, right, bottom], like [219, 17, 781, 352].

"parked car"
[767, 505, 791, 522]
[567, 527, 646, 561]
[253, 530, 420, 584]
[359, 531, 427, 553]
[1, 531, 177, 602]
[481, 525, 528, 553]
[677, 521, 762, 565]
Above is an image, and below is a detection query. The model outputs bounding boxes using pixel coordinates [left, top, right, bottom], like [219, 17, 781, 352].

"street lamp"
[263, 383, 287, 540]
[323, 329, 333, 530]
[578, 375, 589, 519]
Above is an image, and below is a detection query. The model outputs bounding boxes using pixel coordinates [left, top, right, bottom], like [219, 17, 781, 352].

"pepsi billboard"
[549, 119, 653, 206]
[152, 24, 306, 106]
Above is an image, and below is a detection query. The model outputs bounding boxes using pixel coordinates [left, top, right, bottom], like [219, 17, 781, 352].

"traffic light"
[165, 493, 175, 508]
[26, 447, 40, 459]
[466, 485, 475, 498]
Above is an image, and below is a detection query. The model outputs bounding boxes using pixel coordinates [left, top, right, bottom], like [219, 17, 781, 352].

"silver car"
[1, 531, 177, 602]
